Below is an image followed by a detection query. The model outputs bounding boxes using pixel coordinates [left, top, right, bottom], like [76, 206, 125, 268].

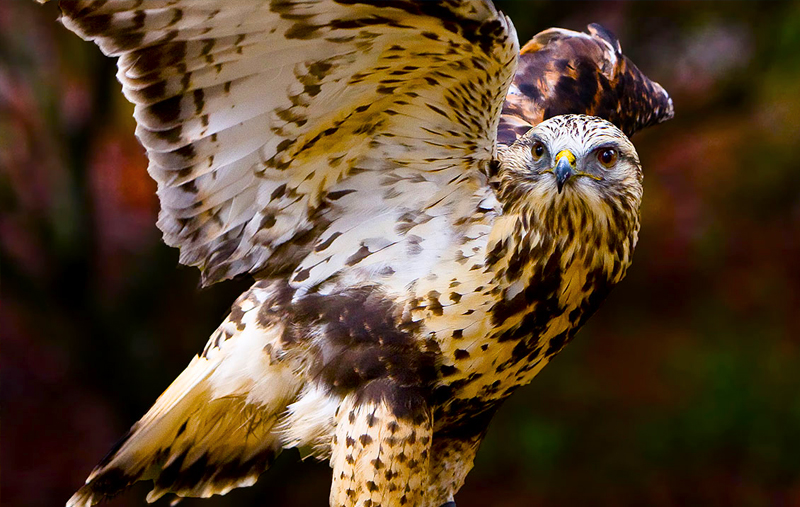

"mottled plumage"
[42, 1, 672, 506]
[497, 23, 673, 145]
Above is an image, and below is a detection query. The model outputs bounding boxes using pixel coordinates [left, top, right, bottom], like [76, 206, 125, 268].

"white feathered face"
[498, 114, 643, 238]
[521, 114, 642, 199]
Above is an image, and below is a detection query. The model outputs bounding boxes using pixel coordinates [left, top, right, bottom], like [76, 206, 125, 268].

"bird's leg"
[329, 381, 432, 507]
[425, 432, 485, 507]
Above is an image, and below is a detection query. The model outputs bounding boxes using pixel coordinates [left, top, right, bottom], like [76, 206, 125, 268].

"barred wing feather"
[57, 0, 519, 286]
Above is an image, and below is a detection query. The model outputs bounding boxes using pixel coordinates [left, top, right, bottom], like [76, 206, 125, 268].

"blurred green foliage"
[2, 2, 800, 507]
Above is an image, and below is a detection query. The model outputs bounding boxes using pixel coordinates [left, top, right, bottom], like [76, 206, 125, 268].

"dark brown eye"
[597, 148, 618, 168]
[532, 142, 545, 160]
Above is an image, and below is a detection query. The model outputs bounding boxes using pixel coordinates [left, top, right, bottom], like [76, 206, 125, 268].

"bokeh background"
[3, 1, 800, 506]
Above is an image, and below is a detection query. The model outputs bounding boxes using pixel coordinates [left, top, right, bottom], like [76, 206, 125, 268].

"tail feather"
[68, 286, 301, 506]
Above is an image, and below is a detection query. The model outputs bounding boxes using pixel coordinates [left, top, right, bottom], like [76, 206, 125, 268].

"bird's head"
[496, 114, 643, 241]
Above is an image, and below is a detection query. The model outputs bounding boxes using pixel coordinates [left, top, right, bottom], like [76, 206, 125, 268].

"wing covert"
[498, 24, 674, 145]
[56, 0, 519, 285]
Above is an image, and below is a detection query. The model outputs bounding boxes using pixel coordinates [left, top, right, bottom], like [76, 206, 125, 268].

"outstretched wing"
[56, 0, 518, 285]
[498, 23, 674, 145]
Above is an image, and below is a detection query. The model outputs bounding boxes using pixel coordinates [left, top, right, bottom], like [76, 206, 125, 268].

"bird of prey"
[45, 1, 673, 506]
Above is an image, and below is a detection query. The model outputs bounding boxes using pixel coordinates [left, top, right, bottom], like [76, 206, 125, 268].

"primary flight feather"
[44, 1, 673, 506]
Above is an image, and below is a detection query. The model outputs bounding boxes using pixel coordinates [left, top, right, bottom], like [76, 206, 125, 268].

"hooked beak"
[553, 150, 576, 193]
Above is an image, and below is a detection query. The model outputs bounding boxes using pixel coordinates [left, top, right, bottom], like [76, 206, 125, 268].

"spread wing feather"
[56, 0, 519, 286]
[67, 282, 301, 507]
[498, 23, 674, 145]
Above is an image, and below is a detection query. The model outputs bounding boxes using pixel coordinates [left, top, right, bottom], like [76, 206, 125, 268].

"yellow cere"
[554, 149, 577, 166]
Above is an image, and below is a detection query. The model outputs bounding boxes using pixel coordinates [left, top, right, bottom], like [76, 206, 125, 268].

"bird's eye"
[532, 142, 545, 160]
[597, 148, 618, 168]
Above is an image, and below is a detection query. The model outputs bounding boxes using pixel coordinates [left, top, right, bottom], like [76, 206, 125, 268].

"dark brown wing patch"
[498, 23, 674, 145]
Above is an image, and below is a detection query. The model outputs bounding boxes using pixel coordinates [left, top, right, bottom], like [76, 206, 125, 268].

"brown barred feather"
[54, 0, 518, 287]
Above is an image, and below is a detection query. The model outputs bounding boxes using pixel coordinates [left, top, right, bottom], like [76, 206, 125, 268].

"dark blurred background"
[3, 1, 800, 506]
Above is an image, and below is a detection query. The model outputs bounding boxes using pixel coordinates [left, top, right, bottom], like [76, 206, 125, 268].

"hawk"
[46, 1, 673, 506]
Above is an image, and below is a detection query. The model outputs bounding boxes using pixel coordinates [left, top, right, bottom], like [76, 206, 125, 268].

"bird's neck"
[483, 188, 639, 350]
